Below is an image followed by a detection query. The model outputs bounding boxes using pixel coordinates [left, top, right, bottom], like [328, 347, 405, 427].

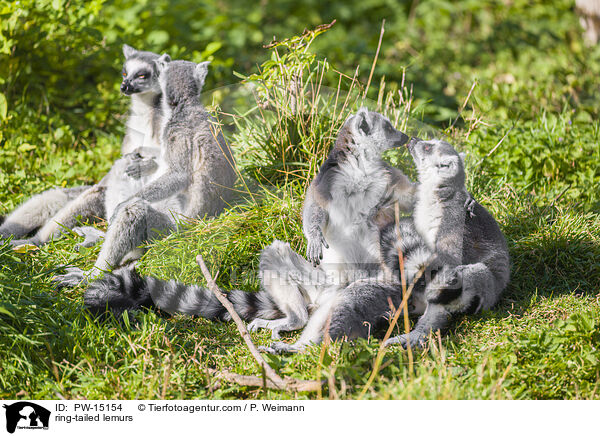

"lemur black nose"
[406, 137, 420, 149]
[120, 80, 130, 93]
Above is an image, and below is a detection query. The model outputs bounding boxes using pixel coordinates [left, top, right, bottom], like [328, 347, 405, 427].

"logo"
[2, 402, 50, 434]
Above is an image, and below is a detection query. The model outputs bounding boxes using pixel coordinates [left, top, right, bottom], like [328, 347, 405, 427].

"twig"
[448, 81, 477, 131]
[196, 255, 322, 393]
[263, 19, 336, 49]
[394, 202, 413, 372]
[363, 19, 385, 100]
[475, 122, 516, 167]
[207, 369, 322, 392]
[196, 255, 285, 388]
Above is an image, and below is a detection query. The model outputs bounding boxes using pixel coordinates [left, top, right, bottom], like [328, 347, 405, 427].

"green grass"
[1, 188, 599, 399]
[1, 1, 600, 400]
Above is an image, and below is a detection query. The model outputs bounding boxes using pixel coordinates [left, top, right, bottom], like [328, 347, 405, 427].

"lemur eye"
[122, 72, 127, 77]
[138, 74, 146, 79]
[424, 145, 432, 152]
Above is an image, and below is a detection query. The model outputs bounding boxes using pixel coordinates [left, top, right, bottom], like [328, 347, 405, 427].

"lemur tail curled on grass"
[56, 59, 237, 288]
[0, 45, 167, 250]
[84, 109, 413, 336]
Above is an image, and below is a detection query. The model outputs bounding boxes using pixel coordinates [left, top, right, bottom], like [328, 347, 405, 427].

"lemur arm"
[390, 168, 417, 212]
[302, 186, 329, 267]
[131, 136, 192, 203]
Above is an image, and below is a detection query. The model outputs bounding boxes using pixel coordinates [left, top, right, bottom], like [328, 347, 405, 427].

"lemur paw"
[73, 226, 105, 251]
[247, 318, 282, 339]
[306, 229, 328, 267]
[125, 156, 157, 180]
[53, 267, 89, 289]
[385, 331, 428, 349]
[464, 195, 476, 218]
[259, 341, 305, 354]
[10, 237, 40, 247]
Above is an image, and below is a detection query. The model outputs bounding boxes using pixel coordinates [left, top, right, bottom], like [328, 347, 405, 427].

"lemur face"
[406, 138, 465, 183]
[120, 45, 169, 96]
[121, 59, 157, 95]
[351, 109, 409, 156]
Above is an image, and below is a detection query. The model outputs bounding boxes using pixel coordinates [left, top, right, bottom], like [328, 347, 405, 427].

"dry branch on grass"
[196, 255, 323, 393]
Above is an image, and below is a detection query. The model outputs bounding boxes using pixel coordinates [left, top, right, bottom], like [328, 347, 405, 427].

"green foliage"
[1, 0, 600, 400]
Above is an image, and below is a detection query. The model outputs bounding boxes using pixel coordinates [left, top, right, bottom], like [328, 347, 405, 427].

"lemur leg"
[19, 184, 107, 246]
[54, 198, 175, 287]
[326, 279, 406, 341]
[385, 262, 498, 348]
[94, 198, 175, 273]
[249, 240, 318, 339]
[0, 186, 91, 239]
[260, 291, 339, 354]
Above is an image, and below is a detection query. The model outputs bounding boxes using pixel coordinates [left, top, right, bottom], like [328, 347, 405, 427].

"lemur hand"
[306, 228, 328, 267]
[464, 194, 476, 218]
[125, 154, 158, 180]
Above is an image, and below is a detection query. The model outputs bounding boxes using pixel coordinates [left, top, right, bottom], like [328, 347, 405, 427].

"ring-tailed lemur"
[0, 45, 168, 250]
[83, 110, 413, 337]
[56, 59, 237, 287]
[322, 138, 510, 349]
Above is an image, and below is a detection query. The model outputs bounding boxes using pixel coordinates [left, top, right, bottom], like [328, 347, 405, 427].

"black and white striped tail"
[84, 266, 283, 321]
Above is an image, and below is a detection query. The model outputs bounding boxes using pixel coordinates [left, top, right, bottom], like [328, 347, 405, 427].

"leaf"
[146, 30, 169, 46]
[0, 92, 6, 121]
[0, 304, 15, 318]
[202, 41, 222, 57]
[12, 244, 39, 254]
[17, 143, 35, 152]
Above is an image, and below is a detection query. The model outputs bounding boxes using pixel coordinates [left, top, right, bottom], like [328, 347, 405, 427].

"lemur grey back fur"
[84, 109, 412, 352]
[57, 59, 237, 288]
[326, 138, 510, 348]
[0, 45, 167, 250]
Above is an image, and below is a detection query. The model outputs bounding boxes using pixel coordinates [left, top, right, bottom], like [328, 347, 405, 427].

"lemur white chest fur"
[105, 92, 167, 220]
[413, 174, 444, 250]
[323, 155, 389, 266]
[123, 93, 162, 154]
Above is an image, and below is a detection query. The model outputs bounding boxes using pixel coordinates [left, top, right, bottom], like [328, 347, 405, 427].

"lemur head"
[406, 138, 466, 186]
[346, 108, 409, 159]
[120, 44, 171, 96]
[155, 59, 210, 116]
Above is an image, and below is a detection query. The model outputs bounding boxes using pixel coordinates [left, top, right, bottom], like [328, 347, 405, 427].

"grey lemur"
[83, 110, 413, 346]
[55, 59, 237, 287]
[324, 138, 511, 349]
[0, 45, 167, 250]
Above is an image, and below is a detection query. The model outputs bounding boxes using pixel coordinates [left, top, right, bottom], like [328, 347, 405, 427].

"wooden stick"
[196, 255, 323, 393]
[364, 19, 386, 100]
[208, 369, 322, 392]
[196, 255, 285, 389]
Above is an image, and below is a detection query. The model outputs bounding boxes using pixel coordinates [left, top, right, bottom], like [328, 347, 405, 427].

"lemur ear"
[123, 44, 137, 59]
[194, 61, 211, 91]
[458, 152, 466, 164]
[154, 54, 170, 74]
[354, 108, 371, 136]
